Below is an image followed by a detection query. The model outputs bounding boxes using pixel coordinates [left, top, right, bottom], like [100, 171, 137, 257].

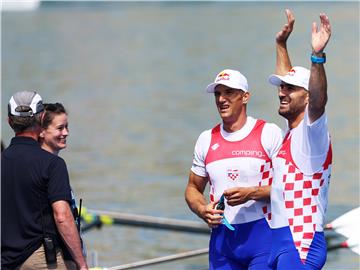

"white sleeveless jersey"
[270, 109, 332, 261]
[191, 117, 283, 225]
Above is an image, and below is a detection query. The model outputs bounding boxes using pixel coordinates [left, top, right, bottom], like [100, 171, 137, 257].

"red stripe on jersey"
[205, 120, 271, 165]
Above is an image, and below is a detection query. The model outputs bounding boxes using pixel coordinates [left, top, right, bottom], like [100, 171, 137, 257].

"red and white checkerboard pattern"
[260, 161, 273, 187]
[260, 161, 273, 222]
[227, 169, 240, 181]
[282, 159, 331, 261]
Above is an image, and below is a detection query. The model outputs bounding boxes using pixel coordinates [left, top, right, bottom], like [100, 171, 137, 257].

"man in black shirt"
[1, 91, 88, 269]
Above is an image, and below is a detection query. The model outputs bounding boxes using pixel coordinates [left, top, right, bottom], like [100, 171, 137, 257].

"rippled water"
[2, 2, 359, 269]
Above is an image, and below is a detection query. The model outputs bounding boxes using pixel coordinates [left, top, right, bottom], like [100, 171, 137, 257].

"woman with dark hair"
[39, 103, 86, 264]
[40, 103, 69, 155]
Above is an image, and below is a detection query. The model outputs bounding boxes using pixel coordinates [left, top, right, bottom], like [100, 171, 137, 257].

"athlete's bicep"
[187, 171, 208, 193]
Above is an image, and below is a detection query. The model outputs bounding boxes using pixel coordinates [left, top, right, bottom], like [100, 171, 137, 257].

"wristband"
[311, 53, 326, 64]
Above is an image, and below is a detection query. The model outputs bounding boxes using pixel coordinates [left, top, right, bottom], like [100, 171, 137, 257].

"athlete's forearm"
[185, 171, 210, 220]
[308, 13, 331, 122]
[275, 10, 294, 75]
[53, 201, 88, 269]
[185, 185, 208, 219]
[249, 185, 271, 202]
[275, 9, 295, 75]
[308, 54, 327, 122]
[224, 186, 270, 206]
[276, 42, 292, 76]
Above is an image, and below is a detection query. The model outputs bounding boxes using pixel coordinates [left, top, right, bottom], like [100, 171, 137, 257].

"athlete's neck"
[287, 111, 305, 130]
[222, 115, 247, 133]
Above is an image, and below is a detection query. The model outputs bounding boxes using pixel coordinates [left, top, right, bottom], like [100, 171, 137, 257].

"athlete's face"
[278, 82, 308, 120]
[214, 85, 249, 123]
[40, 113, 69, 154]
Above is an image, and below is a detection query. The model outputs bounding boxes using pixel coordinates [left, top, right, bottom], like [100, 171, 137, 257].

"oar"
[325, 207, 359, 239]
[81, 208, 210, 234]
[327, 236, 359, 254]
[325, 207, 359, 255]
[82, 215, 103, 232]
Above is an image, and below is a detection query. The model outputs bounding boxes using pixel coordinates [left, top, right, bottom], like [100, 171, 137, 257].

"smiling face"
[278, 82, 308, 124]
[214, 84, 249, 128]
[40, 113, 69, 155]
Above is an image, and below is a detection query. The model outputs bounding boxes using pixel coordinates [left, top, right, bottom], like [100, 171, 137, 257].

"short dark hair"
[8, 113, 42, 133]
[42, 103, 67, 129]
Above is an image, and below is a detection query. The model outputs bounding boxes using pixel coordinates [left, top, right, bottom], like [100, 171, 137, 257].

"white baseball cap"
[8, 90, 44, 117]
[206, 69, 249, 93]
[268, 66, 310, 91]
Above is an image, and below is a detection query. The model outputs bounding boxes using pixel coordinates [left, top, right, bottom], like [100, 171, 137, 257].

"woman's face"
[40, 113, 69, 154]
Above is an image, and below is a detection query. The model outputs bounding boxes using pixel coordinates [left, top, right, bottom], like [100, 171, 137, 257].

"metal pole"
[108, 248, 209, 270]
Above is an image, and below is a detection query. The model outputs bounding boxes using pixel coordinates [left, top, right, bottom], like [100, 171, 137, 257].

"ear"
[305, 91, 309, 104]
[39, 130, 45, 139]
[242, 92, 251, 104]
[8, 117, 14, 128]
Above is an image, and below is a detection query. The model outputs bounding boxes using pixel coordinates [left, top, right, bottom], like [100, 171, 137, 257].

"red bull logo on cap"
[288, 68, 296, 76]
[216, 71, 230, 82]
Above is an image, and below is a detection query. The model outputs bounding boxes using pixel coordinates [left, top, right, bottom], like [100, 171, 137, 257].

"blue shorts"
[209, 218, 272, 270]
[268, 226, 327, 270]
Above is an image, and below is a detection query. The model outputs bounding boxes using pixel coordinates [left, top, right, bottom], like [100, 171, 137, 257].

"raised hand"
[312, 13, 331, 53]
[276, 9, 295, 45]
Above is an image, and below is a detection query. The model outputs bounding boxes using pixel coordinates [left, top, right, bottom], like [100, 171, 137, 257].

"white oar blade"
[328, 207, 360, 230]
[347, 236, 360, 255]
[326, 207, 360, 255]
[335, 225, 358, 239]
[351, 246, 359, 255]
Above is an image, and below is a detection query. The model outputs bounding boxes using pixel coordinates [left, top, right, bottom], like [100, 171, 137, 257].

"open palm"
[312, 13, 331, 53]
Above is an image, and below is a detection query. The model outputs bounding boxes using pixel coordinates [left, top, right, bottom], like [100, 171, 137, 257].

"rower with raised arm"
[268, 9, 332, 270]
